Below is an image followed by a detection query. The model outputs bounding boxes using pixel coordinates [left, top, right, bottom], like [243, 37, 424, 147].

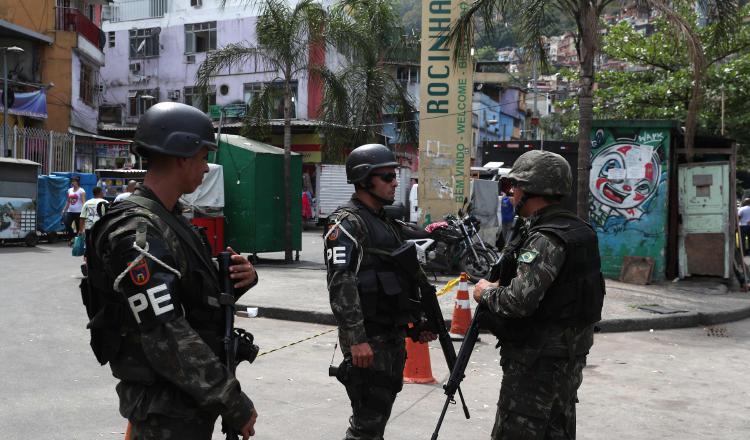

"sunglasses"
[371, 172, 397, 183]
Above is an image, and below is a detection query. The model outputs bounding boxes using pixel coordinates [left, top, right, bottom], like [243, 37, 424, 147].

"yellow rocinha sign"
[417, 0, 473, 226]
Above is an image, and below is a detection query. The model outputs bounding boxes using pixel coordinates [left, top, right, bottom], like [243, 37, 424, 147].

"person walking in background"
[79, 187, 109, 235]
[738, 199, 750, 255]
[61, 176, 86, 244]
[114, 180, 138, 202]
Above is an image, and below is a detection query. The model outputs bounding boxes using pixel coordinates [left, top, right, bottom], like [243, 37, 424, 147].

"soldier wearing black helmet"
[325, 144, 435, 439]
[82, 102, 258, 439]
[472, 150, 605, 439]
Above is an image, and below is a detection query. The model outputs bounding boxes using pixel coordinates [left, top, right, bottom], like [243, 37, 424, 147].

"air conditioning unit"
[185, 54, 196, 64]
[129, 62, 142, 74]
[168, 90, 181, 100]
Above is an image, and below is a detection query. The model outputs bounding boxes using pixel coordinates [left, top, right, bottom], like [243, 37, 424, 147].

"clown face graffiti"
[590, 142, 661, 221]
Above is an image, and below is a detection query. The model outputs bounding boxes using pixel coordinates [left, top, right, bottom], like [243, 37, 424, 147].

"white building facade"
[99, 0, 333, 134]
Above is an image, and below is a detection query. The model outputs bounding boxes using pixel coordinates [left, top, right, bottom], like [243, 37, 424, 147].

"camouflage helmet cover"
[507, 150, 572, 196]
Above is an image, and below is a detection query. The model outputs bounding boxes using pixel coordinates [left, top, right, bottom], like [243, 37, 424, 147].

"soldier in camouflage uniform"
[82, 103, 258, 439]
[472, 150, 606, 439]
[325, 144, 435, 440]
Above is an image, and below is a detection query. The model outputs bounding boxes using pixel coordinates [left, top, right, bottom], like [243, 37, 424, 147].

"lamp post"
[2, 46, 24, 158]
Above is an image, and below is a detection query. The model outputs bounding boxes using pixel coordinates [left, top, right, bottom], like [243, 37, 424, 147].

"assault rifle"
[430, 218, 526, 440]
[218, 252, 259, 440]
[389, 243, 471, 421]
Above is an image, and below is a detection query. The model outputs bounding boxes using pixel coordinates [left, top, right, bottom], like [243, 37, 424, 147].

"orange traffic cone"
[403, 336, 436, 384]
[449, 272, 472, 338]
[125, 422, 132, 440]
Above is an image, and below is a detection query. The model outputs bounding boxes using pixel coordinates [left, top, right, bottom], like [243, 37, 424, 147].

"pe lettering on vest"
[127, 284, 175, 325]
[327, 246, 347, 265]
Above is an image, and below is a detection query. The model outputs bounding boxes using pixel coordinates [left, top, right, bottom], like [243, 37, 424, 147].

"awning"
[69, 127, 132, 143]
[0, 19, 54, 45]
[0, 89, 48, 119]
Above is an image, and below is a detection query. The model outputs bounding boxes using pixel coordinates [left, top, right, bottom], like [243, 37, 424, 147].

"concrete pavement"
[240, 231, 750, 333]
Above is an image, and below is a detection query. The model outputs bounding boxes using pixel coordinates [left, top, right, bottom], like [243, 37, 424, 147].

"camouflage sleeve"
[105, 227, 253, 430]
[324, 213, 368, 348]
[141, 320, 253, 430]
[479, 232, 566, 318]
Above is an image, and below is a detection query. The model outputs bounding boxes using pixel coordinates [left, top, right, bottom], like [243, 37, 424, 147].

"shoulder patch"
[327, 224, 340, 241]
[517, 249, 539, 264]
[128, 259, 151, 286]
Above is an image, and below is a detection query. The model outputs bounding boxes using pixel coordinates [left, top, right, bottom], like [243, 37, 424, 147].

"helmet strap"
[514, 194, 529, 216]
[359, 177, 394, 206]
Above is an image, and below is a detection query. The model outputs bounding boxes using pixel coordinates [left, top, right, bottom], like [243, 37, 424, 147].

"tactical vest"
[487, 207, 605, 347]
[338, 200, 418, 334]
[82, 195, 227, 378]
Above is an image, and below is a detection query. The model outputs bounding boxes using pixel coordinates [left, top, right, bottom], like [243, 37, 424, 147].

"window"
[107, 31, 115, 48]
[79, 62, 98, 106]
[129, 28, 159, 58]
[99, 105, 122, 124]
[190, 0, 203, 6]
[128, 89, 159, 117]
[243, 81, 297, 119]
[185, 22, 216, 53]
[184, 86, 216, 113]
[397, 67, 419, 84]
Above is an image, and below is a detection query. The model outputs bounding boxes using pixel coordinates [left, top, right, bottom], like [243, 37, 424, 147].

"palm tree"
[197, 0, 326, 263]
[317, 0, 418, 163]
[451, 0, 740, 218]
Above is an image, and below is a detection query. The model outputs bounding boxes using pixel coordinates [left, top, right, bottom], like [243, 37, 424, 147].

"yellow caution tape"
[257, 328, 336, 358]
[436, 276, 461, 297]
[259, 276, 461, 357]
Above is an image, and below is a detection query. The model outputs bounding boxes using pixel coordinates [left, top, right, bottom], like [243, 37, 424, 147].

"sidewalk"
[240, 260, 750, 333]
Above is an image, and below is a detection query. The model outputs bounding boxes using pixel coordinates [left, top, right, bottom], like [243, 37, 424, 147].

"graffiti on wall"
[589, 127, 671, 281]
[589, 129, 666, 232]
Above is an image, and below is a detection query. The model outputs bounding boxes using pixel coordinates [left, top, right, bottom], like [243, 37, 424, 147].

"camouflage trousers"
[129, 413, 217, 440]
[491, 356, 586, 440]
[342, 334, 406, 440]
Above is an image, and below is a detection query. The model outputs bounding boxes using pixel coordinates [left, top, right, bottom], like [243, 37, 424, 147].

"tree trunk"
[575, 3, 599, 221]
[283, 78, 293, 263]
[684, 71, 703, 163]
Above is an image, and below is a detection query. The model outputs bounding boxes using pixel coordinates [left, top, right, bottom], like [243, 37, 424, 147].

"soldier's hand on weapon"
[226, 246, 258, 291]
[473, 279, 498, 302]
[418, 331, 438, 343]
[350, 342, 374, 368]
[241, 408, 258, 439]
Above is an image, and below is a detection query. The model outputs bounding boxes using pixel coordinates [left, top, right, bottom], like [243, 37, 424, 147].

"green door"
[678, 162, 730, 278]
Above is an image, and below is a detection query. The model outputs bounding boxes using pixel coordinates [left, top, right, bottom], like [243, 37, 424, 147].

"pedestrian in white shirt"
[114, 180, 137, 202]
[61, 176, 86, 243]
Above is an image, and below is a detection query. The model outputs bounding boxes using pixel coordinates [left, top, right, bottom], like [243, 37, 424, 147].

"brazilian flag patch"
[517, 249, 539, 264]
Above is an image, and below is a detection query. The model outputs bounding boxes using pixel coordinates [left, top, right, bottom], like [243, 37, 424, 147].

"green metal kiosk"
[213, 134, 302, 258]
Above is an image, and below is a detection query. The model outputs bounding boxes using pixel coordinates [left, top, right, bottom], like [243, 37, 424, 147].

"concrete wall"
[589, 123, 673, 281]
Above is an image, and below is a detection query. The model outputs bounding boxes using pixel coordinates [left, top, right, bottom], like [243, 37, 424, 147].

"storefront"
[70, 129, 133, 172]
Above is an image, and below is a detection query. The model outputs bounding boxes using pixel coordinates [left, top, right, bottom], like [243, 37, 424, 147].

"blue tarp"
[0, 90, 48, 119]
[37, 175, 69, 232]
[51, 172, 97, 201]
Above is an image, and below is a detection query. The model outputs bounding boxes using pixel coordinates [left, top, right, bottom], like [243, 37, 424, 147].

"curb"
[237, 303, 750, 333]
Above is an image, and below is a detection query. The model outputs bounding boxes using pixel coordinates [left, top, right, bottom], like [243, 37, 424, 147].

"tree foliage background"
[547, 5, 750, 174]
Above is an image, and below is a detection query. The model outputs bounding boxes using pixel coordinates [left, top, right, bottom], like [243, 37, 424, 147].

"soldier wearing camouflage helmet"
[473, 150, 605, 439]
[324, 144, 436, 439]
[82, 102, 258, 439]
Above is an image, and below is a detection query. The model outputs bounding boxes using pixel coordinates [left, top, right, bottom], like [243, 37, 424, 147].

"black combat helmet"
[346, 144, 399, 184]
[132, 102, 217, 157]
